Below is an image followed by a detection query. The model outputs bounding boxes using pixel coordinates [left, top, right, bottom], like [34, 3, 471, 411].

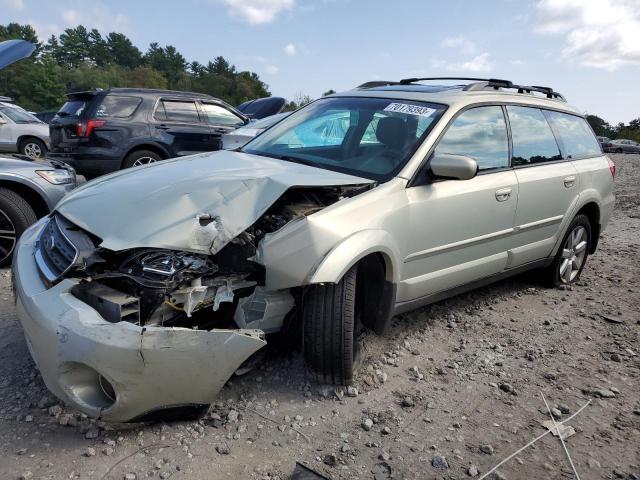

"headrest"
[375, 116, 408, 150]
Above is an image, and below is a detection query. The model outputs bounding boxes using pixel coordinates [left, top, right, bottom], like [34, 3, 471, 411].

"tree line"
[586, 115, 640, 143]
[0, 23, 272, 112]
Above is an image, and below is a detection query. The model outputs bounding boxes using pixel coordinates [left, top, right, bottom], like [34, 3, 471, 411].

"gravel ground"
[0, 154, 638, 480]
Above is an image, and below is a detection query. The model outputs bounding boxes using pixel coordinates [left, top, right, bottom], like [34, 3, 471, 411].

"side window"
[544, 111, 601, 158]
[435, 106, 509, 171]
[507, 106, 562, 165]
[200, 103, 245, 127]
[95, 96, 142, 118]
[156, 100, 200, 123]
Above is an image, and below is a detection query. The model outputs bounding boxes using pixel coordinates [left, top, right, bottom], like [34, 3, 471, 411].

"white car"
[0, 100, 50, 159]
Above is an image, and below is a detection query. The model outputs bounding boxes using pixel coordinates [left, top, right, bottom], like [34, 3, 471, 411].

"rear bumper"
[47, 152, 121, 177]
[13, 220, 267, 422]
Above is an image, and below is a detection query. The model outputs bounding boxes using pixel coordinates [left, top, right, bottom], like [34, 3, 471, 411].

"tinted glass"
[545, 111, 601, 158]
[200, 103, 245, 127]
[507, 106, 562, 166]
[58, 100, 88, 117]
[158, 100, 200, 123]
[0, 106, 41, 123]
[243, 97, 445, 180]
[435, 106, 509, 171]
[96, 96, 141, 118]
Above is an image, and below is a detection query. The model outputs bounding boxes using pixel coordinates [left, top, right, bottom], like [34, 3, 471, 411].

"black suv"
[47, 88, 250, 177]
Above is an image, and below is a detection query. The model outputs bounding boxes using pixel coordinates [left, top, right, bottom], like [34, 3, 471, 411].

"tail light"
[606, 156, 616, 178]
[76, 119, 106, 137]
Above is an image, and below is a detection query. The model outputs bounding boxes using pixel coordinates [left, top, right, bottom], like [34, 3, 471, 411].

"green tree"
[106, 32, 142, 68]
[586, 114, 614, 138]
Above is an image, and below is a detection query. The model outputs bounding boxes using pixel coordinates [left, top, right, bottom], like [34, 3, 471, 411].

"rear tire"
[615, 148, 623, 153]
[545, 214, 591, 288]
[19, 138, 47, 159]
[302, 265, 358, 385]
[0, 188, 38, 267]
[122, 150, 162, 169]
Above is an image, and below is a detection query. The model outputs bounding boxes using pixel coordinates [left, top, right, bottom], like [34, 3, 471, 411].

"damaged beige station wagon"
[13, 78, 615, 422]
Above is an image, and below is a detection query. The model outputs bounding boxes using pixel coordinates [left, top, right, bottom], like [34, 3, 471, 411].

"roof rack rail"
[0, 95, 14, 102]
[357, 81, 401, 89]
[464, 79, 566, 101]
[399, 77, 492, 85]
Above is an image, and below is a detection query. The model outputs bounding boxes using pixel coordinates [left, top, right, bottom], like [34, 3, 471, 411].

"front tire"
[0, 188, 38, 267]
[302, 265, 358, 385]
[547, 214, 591, 287]
[122, 150, 162, 169]
[19, 138, 47, 159]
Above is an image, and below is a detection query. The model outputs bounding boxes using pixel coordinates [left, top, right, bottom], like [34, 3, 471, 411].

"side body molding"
[307, 229, 401, 285]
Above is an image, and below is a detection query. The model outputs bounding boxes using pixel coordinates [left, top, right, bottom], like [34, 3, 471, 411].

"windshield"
[242, 97, 446, 180]
[0, 106, 41, 124]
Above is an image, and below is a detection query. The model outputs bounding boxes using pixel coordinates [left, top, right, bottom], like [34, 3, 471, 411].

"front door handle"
[495, 188, 512, 202]
[564, 175, 576, 188]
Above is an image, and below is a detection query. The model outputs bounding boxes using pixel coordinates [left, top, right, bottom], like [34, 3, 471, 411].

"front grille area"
[35, 215, 79, 282]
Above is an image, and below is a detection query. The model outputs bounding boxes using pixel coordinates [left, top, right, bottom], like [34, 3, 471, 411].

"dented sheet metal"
[55, 150, 372, 254]
[13, 225, 266, 422]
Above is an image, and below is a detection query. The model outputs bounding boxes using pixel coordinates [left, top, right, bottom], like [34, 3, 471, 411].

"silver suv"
[0, 100, 50, 159]
[12, 78, 615, 421]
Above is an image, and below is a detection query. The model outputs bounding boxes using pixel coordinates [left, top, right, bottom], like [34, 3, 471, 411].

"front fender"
[307, 229, 401, 285]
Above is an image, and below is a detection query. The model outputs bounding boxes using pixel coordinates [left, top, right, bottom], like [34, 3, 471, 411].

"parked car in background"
[0, 155, 76, 266]
[0, 101, 50, 159]
[35, 111, 58, 124]
[222, 112, 289, 149]
[610, 138, 640, 154]
[236, 96, 285, 119]
[596, 136, 614, 153]
[13, 77, 614, 422]
[47, 88, 252, 177]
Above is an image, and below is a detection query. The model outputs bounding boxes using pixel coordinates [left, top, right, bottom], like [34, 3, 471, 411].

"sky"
[1, 0, 639, 124]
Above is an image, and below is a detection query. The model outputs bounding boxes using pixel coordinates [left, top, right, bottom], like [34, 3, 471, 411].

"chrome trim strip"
[515, 215, 564, 232]
[404, 227, 515, 263]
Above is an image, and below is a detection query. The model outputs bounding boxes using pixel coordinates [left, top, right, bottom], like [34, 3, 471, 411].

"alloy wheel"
[23, 142, 43, 159]
[559, 226, 587, 284]
[0, 209, 17, 264]
[132, 156, 157, 167]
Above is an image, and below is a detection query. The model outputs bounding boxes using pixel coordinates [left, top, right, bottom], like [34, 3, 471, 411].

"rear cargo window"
[544, 111, 601, 158]
[96, 96, 142, 118]
[507, 106, 562, 166]
[155, 100, 200, 123]
[58, 100, 89, 117]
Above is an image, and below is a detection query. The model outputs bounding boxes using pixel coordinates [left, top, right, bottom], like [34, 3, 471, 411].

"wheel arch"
[120, 143, 170, 168]
[0, 179, 50, 218]
[576, 201, 600, 254]
[17, 135, 46, 150]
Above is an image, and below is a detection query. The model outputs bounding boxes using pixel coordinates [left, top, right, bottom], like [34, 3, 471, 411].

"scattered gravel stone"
[401, 396, 415, 408]
[19, 472, 33, 480]
[362, 418, 374, 431]
[227, 410, 239, 422]
[468, 464, 479, 477]
[102, 447, 114, 456]
[480, 444, 494, 455]
[48, 405, 62, 417]
[323, 453, 337, 466]
[85, 426, 100, 439]
[346, 386, 358, 397]
[550, 407, 562, 419]
[432, 454, 449, 469]
[499, 383, 516, 395]
[216, 444, 230, 455]
[610, 353, 622, 362]
[84, 447, 96, 457]
[124, 474, 136, 480]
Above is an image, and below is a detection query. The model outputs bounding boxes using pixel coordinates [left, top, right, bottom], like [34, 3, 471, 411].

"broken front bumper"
[12, 221, 267, 422]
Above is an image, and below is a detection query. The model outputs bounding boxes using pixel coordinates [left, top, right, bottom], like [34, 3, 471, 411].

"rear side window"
[155, 100, 200, 123]
[544, 111, 601, 158]
[96, 96, 141, 118]
[58, 100, 89, 117]
[507, 106, 562, 166]
[435, 106, 509, 171]
[200, 103, 245, 127]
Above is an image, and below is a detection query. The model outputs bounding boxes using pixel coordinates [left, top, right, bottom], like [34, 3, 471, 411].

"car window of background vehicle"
[95, 96, 142, 118]
[507, 106, 562, 166]
[0, 106, 41, 123]
[58, 100, 88, 117]
[156, 100, 200, 123]
[434, 106, 509, 171]
[544, 111, 601, 158]
[200, 103, 245, 127]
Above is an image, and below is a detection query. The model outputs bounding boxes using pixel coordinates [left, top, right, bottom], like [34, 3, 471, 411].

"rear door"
[198, 101, 247, 149]
[508, 106, 580, 266]
[152, 99, 212, 156]
[49, 94, 95, 152]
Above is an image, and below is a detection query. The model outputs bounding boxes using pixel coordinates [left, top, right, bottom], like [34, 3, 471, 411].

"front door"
[400, 106, 518, 302]
[0, 112, 16, 152]
[199, 102, 247, 150]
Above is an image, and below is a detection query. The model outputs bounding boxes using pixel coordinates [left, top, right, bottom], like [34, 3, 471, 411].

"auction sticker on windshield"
[383, 103, 436, 117]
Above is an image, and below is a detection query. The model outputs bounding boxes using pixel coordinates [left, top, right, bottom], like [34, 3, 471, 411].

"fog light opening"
[59, 362, 117, 412]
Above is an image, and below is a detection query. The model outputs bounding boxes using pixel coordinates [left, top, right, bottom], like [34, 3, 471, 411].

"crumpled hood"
[56, 150, 372, 253]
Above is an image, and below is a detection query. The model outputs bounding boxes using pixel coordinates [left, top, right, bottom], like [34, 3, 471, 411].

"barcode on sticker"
[383, 103, 436, 117]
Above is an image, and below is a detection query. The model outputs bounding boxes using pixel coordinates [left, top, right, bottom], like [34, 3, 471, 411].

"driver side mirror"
[429, 153, 478, 180]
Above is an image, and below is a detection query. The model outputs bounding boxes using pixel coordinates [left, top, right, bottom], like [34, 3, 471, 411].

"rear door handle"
[564, 175, 576, 188]
[495, 188, 512, 202]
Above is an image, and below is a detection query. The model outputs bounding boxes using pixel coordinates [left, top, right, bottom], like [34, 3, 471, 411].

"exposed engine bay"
[66, 185, 370, 331]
